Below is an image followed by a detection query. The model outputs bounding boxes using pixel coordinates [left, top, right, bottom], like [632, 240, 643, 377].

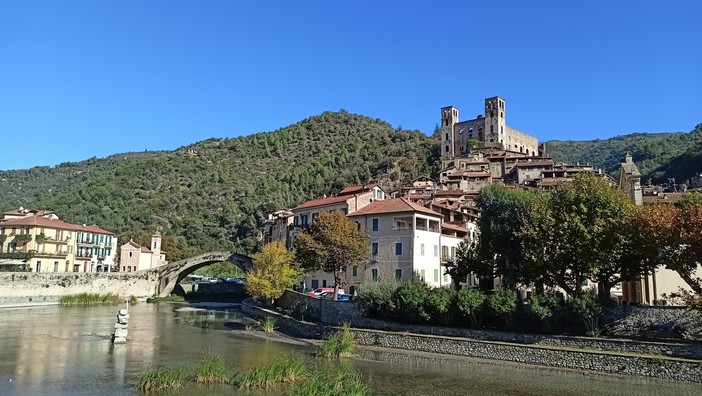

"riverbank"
[241, 299, 702, 383]
[0, 301, 59, 309]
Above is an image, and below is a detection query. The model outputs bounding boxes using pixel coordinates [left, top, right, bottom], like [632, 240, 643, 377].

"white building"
[348, 198, 447, 289]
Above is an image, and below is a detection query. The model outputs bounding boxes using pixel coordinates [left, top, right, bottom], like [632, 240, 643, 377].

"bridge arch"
[157, 251, 252, 297]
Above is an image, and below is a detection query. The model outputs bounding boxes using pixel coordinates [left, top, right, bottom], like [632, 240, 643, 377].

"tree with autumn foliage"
[293, 211, 370, 300]
[638, 194, 702, 296]
[245, 241, 300, 302]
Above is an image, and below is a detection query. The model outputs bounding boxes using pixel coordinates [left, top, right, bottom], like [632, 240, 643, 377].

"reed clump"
[59, 293, 122, 306]
[288, 362, 370, 396]
[137, 366, 187, 393]
[194, 350, 232, 384]
[232, 354, 308, 390]
[260, 316, 277, 333]
[317, 324, 356, 358]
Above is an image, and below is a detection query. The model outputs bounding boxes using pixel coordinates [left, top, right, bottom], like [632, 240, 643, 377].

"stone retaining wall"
[242, 299, 702, 383]
[0, 271, 159, 305]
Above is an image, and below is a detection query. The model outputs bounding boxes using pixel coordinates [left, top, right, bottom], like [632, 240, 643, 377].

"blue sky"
[1, 1, 700, 171]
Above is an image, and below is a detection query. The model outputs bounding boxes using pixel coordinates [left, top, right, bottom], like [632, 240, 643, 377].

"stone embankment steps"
[241, 299, 702, 383]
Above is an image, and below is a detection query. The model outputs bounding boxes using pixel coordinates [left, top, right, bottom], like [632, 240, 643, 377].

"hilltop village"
[261, 96, 694, 305]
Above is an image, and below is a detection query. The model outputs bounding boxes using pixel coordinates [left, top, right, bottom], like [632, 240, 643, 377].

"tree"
[444, 240, 488, 291]
[245, 241, 299, 302]
[487, 289, 518, 327]
[476, 185, 537, 290]
[293, 211, 370, 300]
[520, 174, 633, 298]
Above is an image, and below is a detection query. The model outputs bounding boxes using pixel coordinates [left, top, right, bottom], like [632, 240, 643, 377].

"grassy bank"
[137, 351, 370, 395]
[317, 324, 356, 358]
[59, 293, 135, 306]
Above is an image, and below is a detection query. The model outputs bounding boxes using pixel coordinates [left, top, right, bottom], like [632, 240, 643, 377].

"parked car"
[306, 287, 345, 297]
[321, 293, 352, 301]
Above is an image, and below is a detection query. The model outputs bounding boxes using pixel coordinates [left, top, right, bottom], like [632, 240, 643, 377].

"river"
[0, 303, 698, 396]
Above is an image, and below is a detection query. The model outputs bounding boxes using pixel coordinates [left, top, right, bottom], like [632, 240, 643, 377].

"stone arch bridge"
[157, 251, 252, 297]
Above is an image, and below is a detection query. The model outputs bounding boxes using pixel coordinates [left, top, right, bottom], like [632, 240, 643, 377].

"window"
[420, 270, 425, 282]
[54, 261, 59, 272]
[444, 273, 449, 283]
[36, 261, 42, 272]
[434, 245, 438, 257]
[322, 280, 327, 287]
[395, 243, 402, 256]
[372, 242, 379, 256]
[420, 243, 425, 256]
[434, 269, 439, 283]
[451, 247, 457, 258]
[372, 218, 379, 231]
[395, 269, 402, 281]
[352, 266, 358, 277]
[372, 269, 379, 281]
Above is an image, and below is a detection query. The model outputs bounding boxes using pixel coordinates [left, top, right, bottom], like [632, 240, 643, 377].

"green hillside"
[0, 111, 439, 258]
[546, 124, 702, 183]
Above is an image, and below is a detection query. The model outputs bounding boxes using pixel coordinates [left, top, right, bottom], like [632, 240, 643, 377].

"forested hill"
[546, 124, 702, 182]
[0, 111, 440, 258]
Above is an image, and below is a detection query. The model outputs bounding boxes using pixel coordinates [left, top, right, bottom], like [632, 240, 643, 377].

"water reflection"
[0, 304, 700, 396]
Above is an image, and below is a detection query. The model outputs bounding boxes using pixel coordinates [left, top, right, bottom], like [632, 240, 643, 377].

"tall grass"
[194, 350, 232, 384]
[260, 316, 277, 333]
[59, 293, 122, 306]
[232, 354, 308, 390]
[289, 362, 370, 396]
[137, 366, 187, 393]
[317, 324, 356, 358]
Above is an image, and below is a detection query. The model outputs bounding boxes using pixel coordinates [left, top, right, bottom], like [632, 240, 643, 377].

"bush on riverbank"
[59, 293, 134, 306]
[356, 281, 608, 335]
[233, 354, 308, 390]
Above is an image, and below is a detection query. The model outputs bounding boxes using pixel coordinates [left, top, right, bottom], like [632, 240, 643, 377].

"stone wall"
[277, 290, 363, 324]
[0, 271, 159, 305]
[241, 299, 702, 383]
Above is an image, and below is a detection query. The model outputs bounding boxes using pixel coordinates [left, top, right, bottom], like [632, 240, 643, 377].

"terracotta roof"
[141, 246, 152, 253]
[514, 161, 554, 168]
[442, 223, 468, 233]
[447, 171, 491, 178]
[0, 216, 78, 231]
[538, 179, 560, 187]
[72, 224, 114, 235]
[348, 198, 441, 218]
[293, 195, 353, 211]
[338, 184, 379, 196]
[434, 190, 466, 197]
[642, 193, 684, 205]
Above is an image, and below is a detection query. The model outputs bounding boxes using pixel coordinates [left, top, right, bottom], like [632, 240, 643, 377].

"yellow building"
[0, 210, 77, 272]
[0, 208, 117, 272]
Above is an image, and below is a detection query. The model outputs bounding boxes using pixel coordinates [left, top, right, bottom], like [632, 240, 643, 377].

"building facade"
[119, 231, 167, 272]
[0, 208, 117, 272]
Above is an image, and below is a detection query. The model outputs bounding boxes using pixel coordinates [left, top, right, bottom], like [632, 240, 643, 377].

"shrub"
[59, 293, 121, 306]
[487, 289, 518, 327]
[528, 292, 563, 330]
[356, 280, 399, 319]
[456, 287, 486, 326]
[569, 292, 605, 337]
[392, 280, 430, 323]
[426, 287, 456, 325]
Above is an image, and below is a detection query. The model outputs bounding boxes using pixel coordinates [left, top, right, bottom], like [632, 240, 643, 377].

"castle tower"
[150, 230, 162, 268]
[440, 106, 459, 158]
[484, 97, 506, 149]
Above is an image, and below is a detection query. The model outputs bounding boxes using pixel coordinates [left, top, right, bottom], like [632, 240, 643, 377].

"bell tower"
[484, 97, 506, 149]
[441, 106, 459, 158]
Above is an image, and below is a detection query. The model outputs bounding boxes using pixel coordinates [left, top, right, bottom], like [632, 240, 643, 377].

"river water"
[0, 304, 699, 396]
